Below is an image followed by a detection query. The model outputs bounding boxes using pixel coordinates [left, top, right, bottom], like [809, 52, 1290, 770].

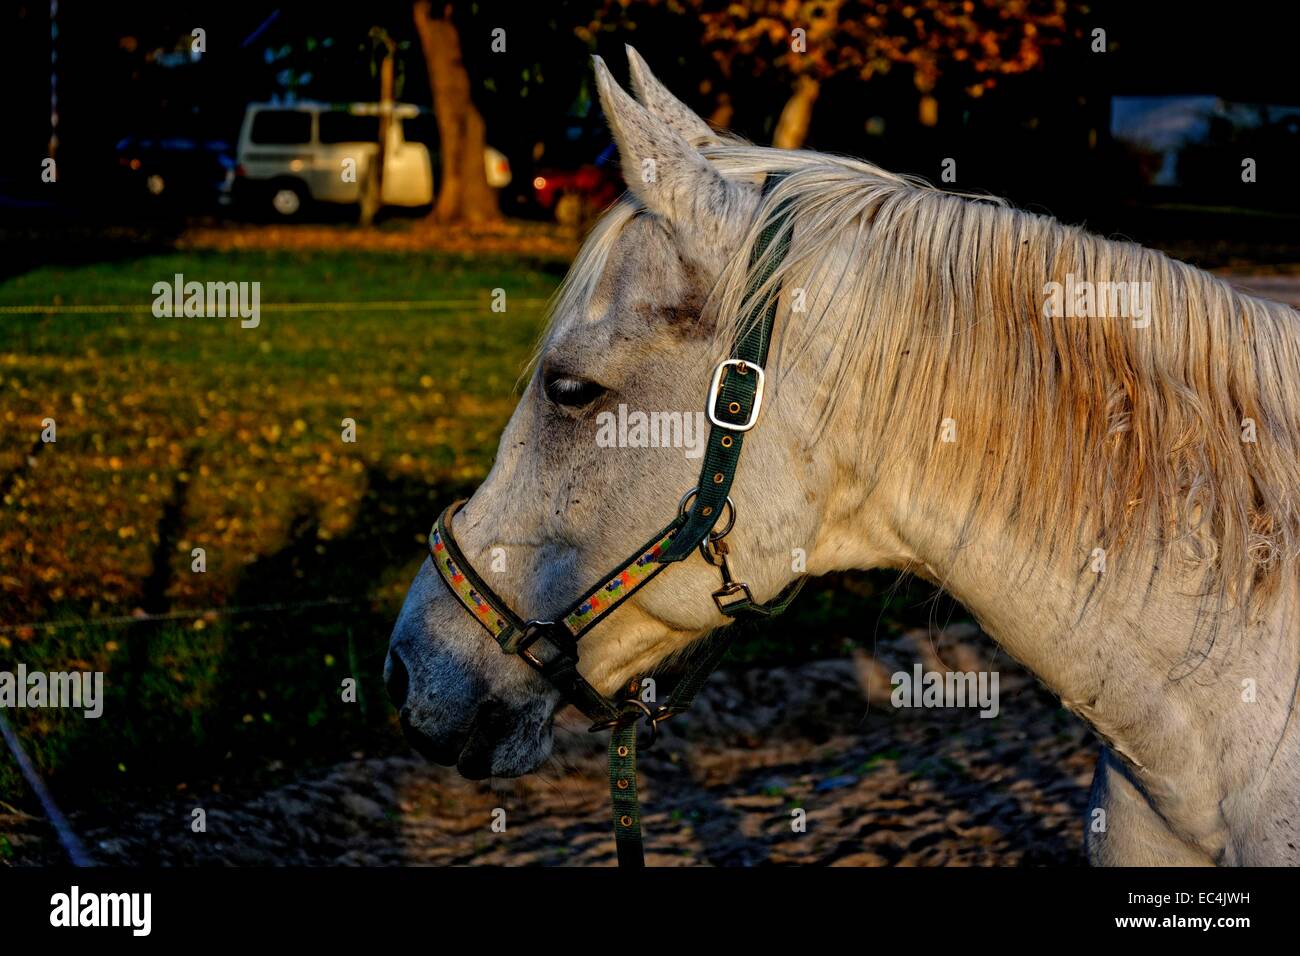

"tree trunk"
[412, 0, 500, 223]
[772, 74, 820, 150]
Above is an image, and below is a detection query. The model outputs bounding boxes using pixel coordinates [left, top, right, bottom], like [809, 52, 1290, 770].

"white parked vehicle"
[228, 101, 434, 218]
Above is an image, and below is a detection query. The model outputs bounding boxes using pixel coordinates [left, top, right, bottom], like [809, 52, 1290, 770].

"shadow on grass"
[0, 217, 189, 284]
[208, 466, 466, 768]
[0, 463, 475, 813]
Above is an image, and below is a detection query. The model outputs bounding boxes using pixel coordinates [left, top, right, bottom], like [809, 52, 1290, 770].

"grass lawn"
[1, 249, 561, 619]
[0, 248, 562, 805]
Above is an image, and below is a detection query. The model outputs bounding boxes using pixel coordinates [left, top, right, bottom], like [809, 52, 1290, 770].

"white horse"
[388, 48, 1300, 865]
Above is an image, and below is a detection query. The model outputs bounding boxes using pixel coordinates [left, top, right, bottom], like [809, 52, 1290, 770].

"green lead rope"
[609, 722, 644, 867]
[606, 577, 804, 867]
[607, 633, 735, 870]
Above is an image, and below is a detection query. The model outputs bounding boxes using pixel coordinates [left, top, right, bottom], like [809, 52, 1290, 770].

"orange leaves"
[681, 0, 1079, 110]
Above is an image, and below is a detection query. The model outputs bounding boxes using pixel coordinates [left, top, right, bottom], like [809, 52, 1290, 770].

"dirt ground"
[4, 624, 1098, 866]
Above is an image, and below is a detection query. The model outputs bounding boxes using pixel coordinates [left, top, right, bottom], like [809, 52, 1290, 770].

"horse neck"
[790, 259, 1300, 847]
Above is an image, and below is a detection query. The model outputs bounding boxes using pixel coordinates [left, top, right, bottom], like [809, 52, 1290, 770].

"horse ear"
[593, 54, 732, 227]
[624, 46, 719, 145]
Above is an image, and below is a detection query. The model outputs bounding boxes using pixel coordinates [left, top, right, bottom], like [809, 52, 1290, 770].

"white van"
[229, 101, 434, 218]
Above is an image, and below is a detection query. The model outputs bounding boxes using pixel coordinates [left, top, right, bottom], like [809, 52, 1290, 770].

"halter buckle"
[516, 620, 569, 671]
[707, 359, 765, 432]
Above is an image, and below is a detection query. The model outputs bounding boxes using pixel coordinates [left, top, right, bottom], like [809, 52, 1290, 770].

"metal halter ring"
[588, 698, 665, 747]
[676, 489, 736, 539]
[589, 698, 649, 731]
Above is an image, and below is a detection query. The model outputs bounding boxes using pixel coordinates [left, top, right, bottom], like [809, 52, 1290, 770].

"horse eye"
[543, 372, 607, 409]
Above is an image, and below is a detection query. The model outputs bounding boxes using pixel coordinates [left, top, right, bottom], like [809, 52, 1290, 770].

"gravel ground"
[4, 624, 1098, 866]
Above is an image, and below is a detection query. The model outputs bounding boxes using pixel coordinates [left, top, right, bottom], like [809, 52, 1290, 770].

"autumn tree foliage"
[585, 0, 1079, 147]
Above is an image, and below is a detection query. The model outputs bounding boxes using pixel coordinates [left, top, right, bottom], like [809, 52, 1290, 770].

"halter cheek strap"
[423, 173, 805, 867]
[659, 177, 793, 563]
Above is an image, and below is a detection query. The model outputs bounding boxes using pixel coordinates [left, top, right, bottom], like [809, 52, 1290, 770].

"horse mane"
[699, 143, 1300, 622]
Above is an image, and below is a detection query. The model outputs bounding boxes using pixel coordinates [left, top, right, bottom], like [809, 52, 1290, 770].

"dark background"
[2, 1, 1298, 248]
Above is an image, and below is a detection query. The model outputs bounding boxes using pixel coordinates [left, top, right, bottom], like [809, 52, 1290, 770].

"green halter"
[427, 174, 803, 866]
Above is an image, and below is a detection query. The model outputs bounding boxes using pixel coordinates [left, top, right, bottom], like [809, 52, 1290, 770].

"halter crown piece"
[427, 174, 803, 866]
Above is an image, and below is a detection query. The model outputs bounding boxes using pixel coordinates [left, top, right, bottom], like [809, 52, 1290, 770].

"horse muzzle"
[385, 635, 554, 780]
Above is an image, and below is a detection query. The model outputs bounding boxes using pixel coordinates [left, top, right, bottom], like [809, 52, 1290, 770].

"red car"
[530, 143, 622, 224]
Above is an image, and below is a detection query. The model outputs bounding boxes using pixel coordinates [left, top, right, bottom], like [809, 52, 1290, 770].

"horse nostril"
[385, 651, 409, 709]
